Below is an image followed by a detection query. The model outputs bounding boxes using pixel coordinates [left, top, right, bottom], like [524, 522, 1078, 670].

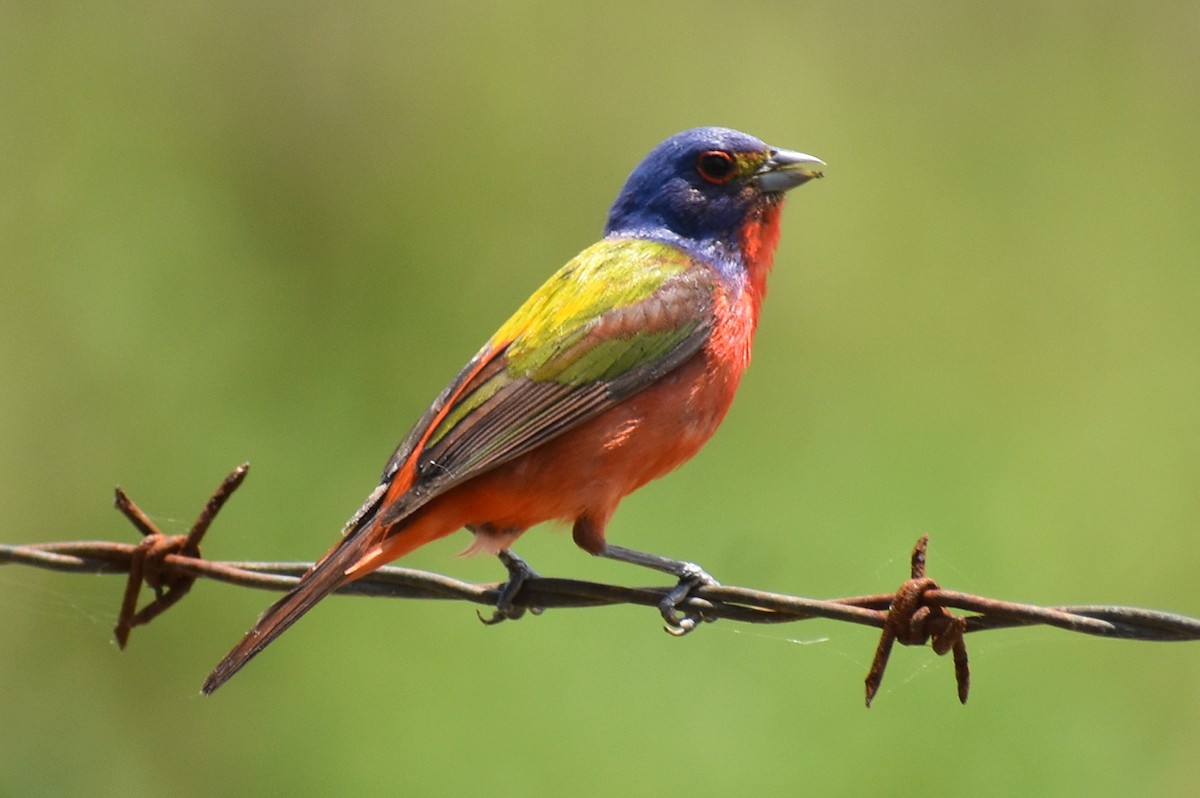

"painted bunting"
[202, 127, 822, 694]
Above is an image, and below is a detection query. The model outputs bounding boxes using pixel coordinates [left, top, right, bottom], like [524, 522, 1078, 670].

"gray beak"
[754, 147, 825, 192]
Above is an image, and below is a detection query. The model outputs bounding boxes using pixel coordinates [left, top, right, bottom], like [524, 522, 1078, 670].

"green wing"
[366, 237, 718, 528]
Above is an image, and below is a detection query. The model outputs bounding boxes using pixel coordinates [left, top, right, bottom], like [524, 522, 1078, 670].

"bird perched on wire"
[203, 126, 823, 694]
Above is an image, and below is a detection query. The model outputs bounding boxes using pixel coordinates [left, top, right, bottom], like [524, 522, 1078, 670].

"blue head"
[604, 127, 823, 260]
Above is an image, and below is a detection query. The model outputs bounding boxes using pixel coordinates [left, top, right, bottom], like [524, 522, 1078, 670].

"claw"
[478, 549, 541, 626]
[657, 562, 718, 635]
[596, 543, 720, 634]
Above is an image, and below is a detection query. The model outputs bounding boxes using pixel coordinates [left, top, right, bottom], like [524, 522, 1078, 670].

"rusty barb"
[864, 536, 970, 706]
[3, 464, 1199, 706]
[111, 464, 248, 647]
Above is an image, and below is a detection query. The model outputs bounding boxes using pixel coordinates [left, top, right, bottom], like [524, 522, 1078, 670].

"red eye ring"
[696, 150, 737, 184]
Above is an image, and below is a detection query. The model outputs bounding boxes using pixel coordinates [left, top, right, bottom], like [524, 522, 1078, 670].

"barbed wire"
[2, 463, 1197, 705]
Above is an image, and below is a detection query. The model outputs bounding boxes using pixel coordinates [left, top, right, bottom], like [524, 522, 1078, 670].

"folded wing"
[355, 238, 719, 532]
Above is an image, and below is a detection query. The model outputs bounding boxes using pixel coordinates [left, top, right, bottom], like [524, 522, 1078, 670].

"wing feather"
[354, 239, 718, 531]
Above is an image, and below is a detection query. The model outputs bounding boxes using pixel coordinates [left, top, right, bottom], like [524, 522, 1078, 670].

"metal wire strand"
[3, 464, 1197, 705]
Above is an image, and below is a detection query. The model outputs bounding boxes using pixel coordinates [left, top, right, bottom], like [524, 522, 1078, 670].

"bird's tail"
[202, 522, 384, 695]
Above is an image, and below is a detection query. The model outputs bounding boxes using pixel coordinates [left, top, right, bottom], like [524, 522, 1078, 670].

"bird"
[202, 126, 823, 694]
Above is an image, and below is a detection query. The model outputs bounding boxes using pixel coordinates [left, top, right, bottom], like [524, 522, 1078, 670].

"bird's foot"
[478, 549, 542, 625]
[659, 561, 719, 636]
[594, 543, 719, 635]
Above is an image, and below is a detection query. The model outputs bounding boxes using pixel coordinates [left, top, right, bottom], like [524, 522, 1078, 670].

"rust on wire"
[111, 463, 248, 648]
[864, 536, 969, 706]
[2, 464, 1199, 706]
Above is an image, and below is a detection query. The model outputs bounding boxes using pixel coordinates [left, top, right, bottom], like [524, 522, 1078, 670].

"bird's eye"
[696, 150, 737, 184]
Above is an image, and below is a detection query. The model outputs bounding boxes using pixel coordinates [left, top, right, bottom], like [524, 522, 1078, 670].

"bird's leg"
[597, 543, 718, 635]
[479, 548, 542, 626]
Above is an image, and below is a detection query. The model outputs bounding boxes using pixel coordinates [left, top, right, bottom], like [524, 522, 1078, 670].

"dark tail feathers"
[201, 535, 368, 695]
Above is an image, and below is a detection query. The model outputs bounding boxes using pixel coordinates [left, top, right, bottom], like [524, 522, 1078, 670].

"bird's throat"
[738, 198, 785, 314]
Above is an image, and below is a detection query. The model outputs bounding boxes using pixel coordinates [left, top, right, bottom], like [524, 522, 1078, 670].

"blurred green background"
[3, 2, 1198, 796]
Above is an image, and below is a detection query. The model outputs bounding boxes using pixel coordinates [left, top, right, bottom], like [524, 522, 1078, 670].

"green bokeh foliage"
[2, 3, 1198, 796]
